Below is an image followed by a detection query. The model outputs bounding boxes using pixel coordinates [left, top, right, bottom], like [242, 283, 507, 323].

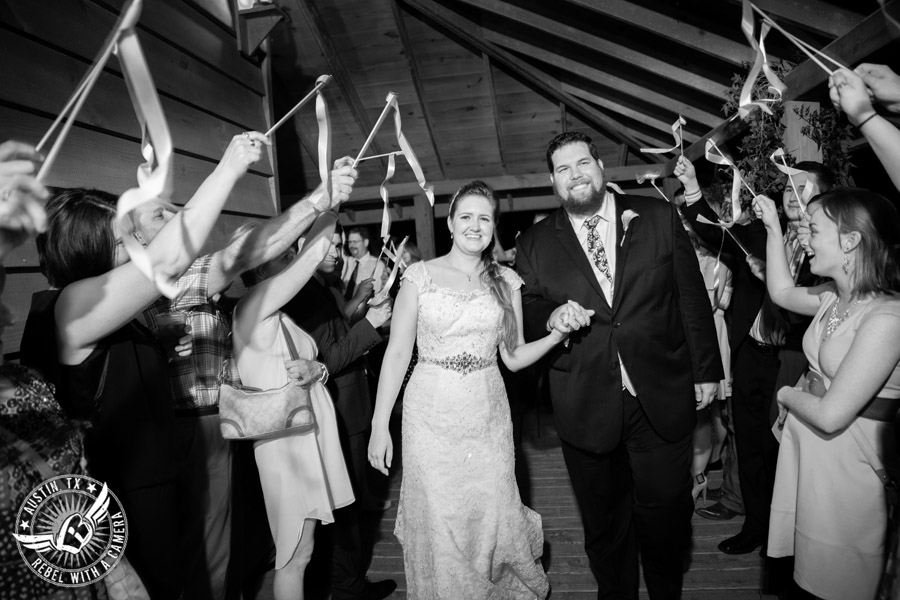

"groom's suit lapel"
[553, 208, 611, 312]
[612, 193, 634, 314]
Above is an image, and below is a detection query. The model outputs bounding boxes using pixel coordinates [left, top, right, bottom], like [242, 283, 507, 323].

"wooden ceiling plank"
[483, 55, 509, 173]
[390, 1, 447, 179]
[453, 0, 728, 99]
[723, 0, 864, 38]
[564, 85, 700, 146]
[486, 31, 722, 129]
[290, 0, 386, 169]
[656, 0, 900, 180]
[398, 0, 661, 160]
[565, 0, 758, 67]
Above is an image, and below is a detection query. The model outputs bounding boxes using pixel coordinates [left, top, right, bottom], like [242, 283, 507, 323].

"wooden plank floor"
[362, 415, 778, 600]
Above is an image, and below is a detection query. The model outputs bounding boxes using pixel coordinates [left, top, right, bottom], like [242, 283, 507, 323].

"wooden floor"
[362, 416, 778, 600]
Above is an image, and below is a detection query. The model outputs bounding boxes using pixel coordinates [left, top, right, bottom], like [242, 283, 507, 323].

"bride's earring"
[842, 249, 851, 275]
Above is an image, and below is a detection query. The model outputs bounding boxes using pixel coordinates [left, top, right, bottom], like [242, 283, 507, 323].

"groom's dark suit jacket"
[517, 193, 723, 454]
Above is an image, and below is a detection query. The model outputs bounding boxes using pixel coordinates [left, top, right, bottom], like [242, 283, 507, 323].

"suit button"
[610, 361, 619, 371]
[613, 322, 621, 328]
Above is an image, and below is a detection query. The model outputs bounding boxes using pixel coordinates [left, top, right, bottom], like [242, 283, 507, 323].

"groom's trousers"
[560, 389, 693, 600]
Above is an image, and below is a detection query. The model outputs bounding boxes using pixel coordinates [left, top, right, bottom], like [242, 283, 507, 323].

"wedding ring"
[243, 131, 250, 138]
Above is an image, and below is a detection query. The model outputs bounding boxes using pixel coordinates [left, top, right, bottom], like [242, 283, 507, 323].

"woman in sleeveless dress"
[753, 188, 900, 599]
[368, 181, 592, 599]
[232, 216, 354, 600]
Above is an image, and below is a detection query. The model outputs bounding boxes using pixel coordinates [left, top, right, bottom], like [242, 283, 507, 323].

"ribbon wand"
[353, 92, 398, 168]
[697, 215, 753, 257]
[265, 75, 332, 138]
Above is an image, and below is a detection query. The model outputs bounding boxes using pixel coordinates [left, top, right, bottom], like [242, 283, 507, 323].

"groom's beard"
[559, 180, 606, 217]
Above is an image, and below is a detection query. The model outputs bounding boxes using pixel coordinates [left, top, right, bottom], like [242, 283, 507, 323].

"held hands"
[694, 382, 717, 410]
[328, 156, 358, 210]
[829, 68, 876, 126]
[855, 63, 900, 114]
[751, 194, 779, 231]
[548, 300, 595, 339]
[217, 131, 269, 181]
[367, 427, 393, 476]
[284, 358, 324, 389]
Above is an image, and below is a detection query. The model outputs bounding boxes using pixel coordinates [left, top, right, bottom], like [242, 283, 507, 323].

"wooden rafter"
[563, 85, 700, 146]
[390, 1, 446, 179]
[451, 0, 728, 100]
[650, 0, 900, 180]
[482, 55, 508, 173]
[291, 0, 386, 170]
[397, 0, 663, 161]
[565, 0, 759, 67]
[723, 0, 864, 38]
[485, 30, 722, 129]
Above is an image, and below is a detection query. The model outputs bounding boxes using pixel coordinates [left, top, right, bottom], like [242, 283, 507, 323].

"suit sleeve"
[671, 204, 725, 383]
[516, 235, 559, 342]
[315, 318, 382, 376]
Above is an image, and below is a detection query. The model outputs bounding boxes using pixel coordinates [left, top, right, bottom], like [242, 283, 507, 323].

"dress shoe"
[705, 486, 724, 502]
[360, 578, 397, 600]
[718, 531, 765, 555]
[695, 501, 740, 521]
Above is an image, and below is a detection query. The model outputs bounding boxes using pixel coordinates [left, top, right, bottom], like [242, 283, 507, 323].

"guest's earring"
[842, 253, 851, 275]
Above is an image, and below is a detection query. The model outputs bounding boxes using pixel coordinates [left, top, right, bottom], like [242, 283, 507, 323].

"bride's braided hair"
[449, 181, 518, 351]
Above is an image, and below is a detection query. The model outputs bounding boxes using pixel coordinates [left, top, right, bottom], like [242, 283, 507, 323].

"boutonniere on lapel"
[620, 210, 639, 247]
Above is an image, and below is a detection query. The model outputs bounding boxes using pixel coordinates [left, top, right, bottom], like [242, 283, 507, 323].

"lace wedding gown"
[396, 262, 549, 599]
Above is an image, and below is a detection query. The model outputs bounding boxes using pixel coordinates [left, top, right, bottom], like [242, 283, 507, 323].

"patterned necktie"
[585, 215, 612, 281]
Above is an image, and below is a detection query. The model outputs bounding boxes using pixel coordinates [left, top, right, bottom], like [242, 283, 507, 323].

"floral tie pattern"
[585, 215, 612, 280]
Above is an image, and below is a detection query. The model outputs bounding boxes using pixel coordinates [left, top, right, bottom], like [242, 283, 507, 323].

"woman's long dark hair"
[37, 188, 119, 288]
[448, 180, 518, 351]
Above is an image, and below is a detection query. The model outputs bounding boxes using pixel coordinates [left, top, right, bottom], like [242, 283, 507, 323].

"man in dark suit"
[516, 132, 723, 599]
[282, 223, 395, 600]
[679, 157, 833, 558]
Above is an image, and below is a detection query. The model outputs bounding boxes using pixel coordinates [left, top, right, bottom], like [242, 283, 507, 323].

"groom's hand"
[694, 382, 718, 410]
[547, 300, 593, 334]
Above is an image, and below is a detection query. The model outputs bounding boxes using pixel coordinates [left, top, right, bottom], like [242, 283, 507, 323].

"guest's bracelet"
[684, 189, 703, 203]
[317, 362, 329, 385]
[856, 113, 878, 129]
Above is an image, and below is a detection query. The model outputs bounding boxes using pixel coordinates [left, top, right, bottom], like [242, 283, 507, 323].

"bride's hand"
[368, 427, 393, 476]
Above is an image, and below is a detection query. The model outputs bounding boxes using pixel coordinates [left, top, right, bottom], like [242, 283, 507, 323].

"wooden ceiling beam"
[483, 55, 508, 173]
[397, 0, 661, 161]
[390, 1, 447, 179]
[565, 0, 759, 67]
[648, 0, 900, 181]
[486, 30, 722, 129]
[723, 0, 864, 38]
[290, 0, 386, 170]
[563, 85, 700, 146]
[452, 0, 728, 99]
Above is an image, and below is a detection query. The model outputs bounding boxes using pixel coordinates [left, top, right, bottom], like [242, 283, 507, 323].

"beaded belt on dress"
[418, 352, 495, 375]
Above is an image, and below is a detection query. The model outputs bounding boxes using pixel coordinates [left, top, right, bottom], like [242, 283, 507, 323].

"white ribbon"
[769, 148, 814, 213]
[705, 139, 751, 225]
[639, 116, 687, 155]
[739, 0, 786, 120]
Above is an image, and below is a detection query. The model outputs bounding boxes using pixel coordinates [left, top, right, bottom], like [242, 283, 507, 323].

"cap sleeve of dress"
[500, 265, 524, 292]
[401, 261, 428, 292]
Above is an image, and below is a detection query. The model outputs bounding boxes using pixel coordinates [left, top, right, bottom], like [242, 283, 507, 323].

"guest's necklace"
[446, 257, 481, 282]
[824, 297, 861, 338]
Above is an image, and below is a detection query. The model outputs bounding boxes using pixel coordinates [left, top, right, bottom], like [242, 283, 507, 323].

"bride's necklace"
[824, 297, 861, 338]
[446, 257, 481, 282]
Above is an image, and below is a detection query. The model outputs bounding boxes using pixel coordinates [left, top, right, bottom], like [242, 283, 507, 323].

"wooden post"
[414, 194, 436, 259]
[783, 101, 822, 162]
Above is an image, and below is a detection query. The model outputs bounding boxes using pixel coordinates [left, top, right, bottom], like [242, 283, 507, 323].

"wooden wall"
[0, 0, 278, 358]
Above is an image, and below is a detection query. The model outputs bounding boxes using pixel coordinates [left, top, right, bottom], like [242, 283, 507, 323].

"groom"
[516, 132, 723, 599]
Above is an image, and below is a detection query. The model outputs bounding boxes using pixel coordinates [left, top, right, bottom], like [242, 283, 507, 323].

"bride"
[368, 180, 592, 598]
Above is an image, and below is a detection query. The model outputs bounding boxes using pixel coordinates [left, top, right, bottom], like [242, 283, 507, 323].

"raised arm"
[207, 157, 358, 295]
[232, 220, 334, 348]
[831, 67, 900, 193]
[56, 132, 265, 362]
[777, 310, 900, 434]
[367, 278, 418, 475]
[752, 194, 827, 316]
